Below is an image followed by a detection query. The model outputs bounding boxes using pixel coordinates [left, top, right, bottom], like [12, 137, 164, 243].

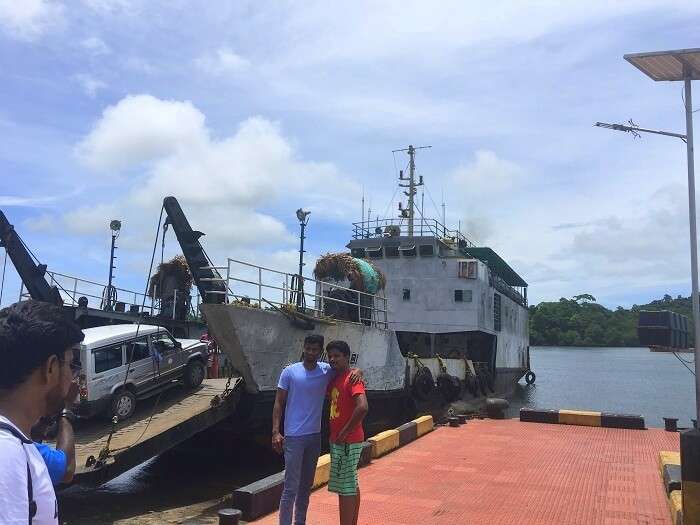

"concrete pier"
[250, 418, 679, 524]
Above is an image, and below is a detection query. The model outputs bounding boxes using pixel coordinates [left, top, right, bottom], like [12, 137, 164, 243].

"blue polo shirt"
[34, 443, 67, 485]
[278, 362, 335, 436]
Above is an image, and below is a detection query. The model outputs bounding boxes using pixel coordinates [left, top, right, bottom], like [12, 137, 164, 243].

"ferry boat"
[201, 145, 531, 432]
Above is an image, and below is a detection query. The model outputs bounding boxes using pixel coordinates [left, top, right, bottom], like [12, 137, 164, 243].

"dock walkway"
[71, 378, 241, 486]
[253, 418, 679, 524]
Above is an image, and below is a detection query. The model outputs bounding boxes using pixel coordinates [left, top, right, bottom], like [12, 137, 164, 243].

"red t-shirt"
[327, 370, 366, 443]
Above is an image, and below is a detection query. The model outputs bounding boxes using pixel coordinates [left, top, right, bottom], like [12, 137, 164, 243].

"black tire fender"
[412, 367, 434, 401]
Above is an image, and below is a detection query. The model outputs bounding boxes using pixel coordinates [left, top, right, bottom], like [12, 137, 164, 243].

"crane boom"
[162, 197, 227, 304]
[0, 210, 63, 305]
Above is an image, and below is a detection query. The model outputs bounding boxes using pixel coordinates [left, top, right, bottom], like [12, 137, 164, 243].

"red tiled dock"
[252, 418, 679, 524]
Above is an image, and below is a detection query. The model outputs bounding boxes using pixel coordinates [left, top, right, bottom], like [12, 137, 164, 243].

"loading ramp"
[71, 378, 242, 487]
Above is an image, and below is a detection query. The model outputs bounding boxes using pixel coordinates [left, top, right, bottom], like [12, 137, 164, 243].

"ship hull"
[202, 304, 527, 434]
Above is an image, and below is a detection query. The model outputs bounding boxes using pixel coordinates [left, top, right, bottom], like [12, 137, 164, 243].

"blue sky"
[1, 0, 700, 309]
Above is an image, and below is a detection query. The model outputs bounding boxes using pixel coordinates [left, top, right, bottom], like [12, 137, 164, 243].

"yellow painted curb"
[669, 489, 683, 525]
[558, 409, 601, 427]
[660, 450, 682, 475]
[369, 429, 400, 458]
[312, 453, 331, 489]
[413, 415, 434, 437]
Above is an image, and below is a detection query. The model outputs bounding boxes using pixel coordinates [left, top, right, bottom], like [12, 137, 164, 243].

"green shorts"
[328, 442, 363, 496]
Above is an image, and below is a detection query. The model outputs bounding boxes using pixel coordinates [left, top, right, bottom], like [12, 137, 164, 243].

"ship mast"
[393, 144, 431, 236]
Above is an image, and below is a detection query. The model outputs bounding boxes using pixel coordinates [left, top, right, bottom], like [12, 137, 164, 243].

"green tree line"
[529, 294, 694, 347]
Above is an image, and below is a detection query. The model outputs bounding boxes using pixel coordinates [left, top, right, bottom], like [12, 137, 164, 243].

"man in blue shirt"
[272, 334, 361, 525]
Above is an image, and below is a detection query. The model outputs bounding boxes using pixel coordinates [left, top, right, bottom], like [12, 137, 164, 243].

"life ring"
[525, 371, 536, 385]
[412, 367, 435, 400]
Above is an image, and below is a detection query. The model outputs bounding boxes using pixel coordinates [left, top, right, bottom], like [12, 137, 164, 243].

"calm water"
[508, 346, 696, 427]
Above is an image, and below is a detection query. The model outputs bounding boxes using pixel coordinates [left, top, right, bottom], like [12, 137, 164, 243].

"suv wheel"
[111, 389, 136, 421]
[184, 360, 205, 388]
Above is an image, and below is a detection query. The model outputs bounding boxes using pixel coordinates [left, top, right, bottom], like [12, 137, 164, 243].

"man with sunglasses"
[0, 300, 84, 524]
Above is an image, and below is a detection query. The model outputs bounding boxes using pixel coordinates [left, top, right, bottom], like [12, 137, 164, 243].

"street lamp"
[598, 48, 700, 521]
[295, 209, 310, 307]
[105, 219, 121, 311]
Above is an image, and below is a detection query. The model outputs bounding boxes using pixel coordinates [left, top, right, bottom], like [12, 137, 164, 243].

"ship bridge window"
[458, 260, 478, 279]
[402, 288, 411, 301]
[399, 244, 416, 257]
[350, 248, 366, 258]
[385, 245, 400, 257]
[419, 244, 434, 256]
[367, 246, 382, 259]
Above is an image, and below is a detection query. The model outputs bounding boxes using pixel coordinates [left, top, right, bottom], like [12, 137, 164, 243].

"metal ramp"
[70, 377, 242, 486]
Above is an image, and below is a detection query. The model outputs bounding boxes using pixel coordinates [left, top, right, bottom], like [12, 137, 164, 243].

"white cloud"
[69, 94, 359, 252]
[195, 48, 250, 75]
[75, 94, 207, 170]
[81, 36, 110, 55]
[452, 150, 526, 197]
[0, 0, 63, 41]
[75, 73, 107, 98]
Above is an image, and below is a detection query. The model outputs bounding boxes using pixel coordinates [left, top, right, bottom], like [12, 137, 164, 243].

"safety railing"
[18, 270, 202, 320]
[201, 258, 389, 329]
[351, 217, 476, 247]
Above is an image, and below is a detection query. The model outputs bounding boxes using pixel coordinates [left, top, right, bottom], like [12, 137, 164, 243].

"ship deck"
[252, 418, 679, 524]
[69, 378, 241, 486]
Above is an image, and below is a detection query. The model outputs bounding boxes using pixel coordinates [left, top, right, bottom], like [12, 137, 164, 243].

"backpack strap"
[0, 422, 37, 524]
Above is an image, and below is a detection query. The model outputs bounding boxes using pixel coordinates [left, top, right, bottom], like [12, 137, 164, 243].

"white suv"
[75, 324, 208, 421]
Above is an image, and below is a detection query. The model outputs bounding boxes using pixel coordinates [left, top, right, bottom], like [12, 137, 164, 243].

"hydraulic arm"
[0, 210, 62, 305]
[162, 197, 226, 304]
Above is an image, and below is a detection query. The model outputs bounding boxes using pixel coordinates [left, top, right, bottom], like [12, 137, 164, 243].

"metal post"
[172, 289, 177, 320]
[297, 220, 306, 307]
[684, 70, 700, 424]
[106, 232, 117, 311]
[258, 267, 262, 307]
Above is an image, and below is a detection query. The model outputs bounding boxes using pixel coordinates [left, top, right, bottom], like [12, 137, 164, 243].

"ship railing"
[203, 258, 389, 329]
[19, 270, 203, 320]
[351, 217, 476, 247]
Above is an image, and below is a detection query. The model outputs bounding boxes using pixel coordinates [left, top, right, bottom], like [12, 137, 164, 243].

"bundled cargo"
[313, 253, 386, 293]
[148, 255, 194, 298]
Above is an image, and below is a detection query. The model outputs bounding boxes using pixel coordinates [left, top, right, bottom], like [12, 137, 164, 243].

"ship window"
[385, 245, 399, 257]
[419, 244, 434, 256]
[400, 245, 416, 257]
[458, 260, 478, 279]
[494, 293, 502, 332]
[367, 247, 382, 259]
[350, 248, 366, 258]
[402, 288, 411, 301]
[455, 290, 473, 302]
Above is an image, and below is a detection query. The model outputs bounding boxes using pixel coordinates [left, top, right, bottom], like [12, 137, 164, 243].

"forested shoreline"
[529, 294, 693, 347]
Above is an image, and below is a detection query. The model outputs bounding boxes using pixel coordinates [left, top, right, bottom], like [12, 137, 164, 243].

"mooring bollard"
[457, 414, 468, 424]
[448, 416, 460, 427]
[218, 508, 242, 525]
[664, 417, 679, 432]
[681, 428, 700, 524]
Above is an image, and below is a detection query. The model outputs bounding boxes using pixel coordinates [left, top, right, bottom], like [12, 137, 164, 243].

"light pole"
[295, 208, 310, 308]
[599, 48, 700, 523]
[105, 219, 121, 311]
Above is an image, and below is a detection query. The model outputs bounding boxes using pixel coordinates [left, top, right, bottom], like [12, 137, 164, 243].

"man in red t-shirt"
[326, 340, 368, 525]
